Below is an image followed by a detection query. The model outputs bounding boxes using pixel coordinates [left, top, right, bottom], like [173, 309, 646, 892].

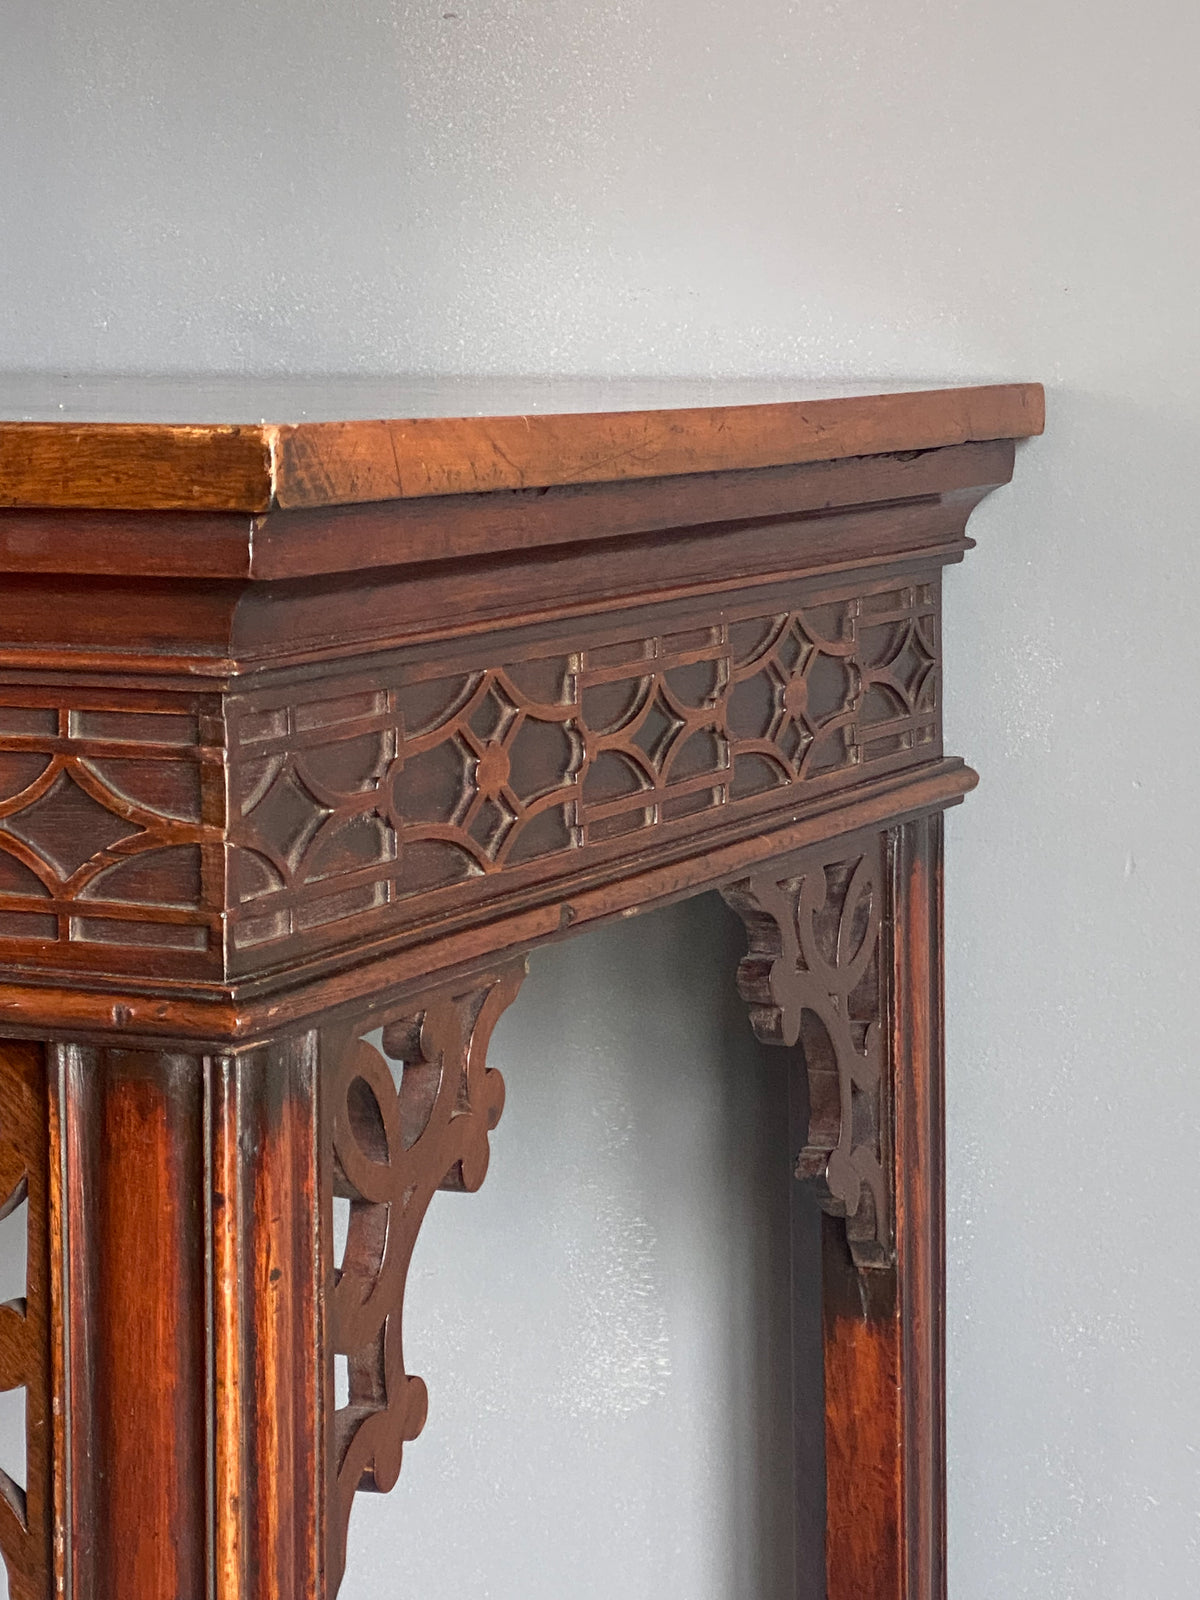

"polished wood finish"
[0, 377, 1042, 511]
[0, 1042, 49, 1600]
[323, 965, 520, 1594]
[0, 378, 1041, 1600]
[723, 814, 944, 1598]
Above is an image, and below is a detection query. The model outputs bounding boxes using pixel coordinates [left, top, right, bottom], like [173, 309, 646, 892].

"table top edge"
[0, 381, 1044, 512]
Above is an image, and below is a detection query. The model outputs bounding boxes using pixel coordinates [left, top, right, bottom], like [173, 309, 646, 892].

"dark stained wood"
[0, 380, 1036, 1600]
[250, 438, 1014, 584]
[0, 379, 1042, 512]
[723, 814, 945, 1599]
[818, 813, 945, 1600]
[0, 1043, 51, 1600]
[723, 830, 893, 1272]
[0, 757, 973, 1044]
[321, 965, 522, 1593]
[894, 813, 946, 1598]
[0, 438, 1014, 580]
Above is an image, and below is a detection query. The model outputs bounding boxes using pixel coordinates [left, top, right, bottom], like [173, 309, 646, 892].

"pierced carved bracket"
[722, 833, 894, 1271]
[322, 962, 525, 1593]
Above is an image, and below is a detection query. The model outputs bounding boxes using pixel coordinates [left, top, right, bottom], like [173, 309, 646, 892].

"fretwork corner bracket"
[722, 831, 894, 1272]
[322, 959, 525, 1594]
[0, 378, 1041, 1600]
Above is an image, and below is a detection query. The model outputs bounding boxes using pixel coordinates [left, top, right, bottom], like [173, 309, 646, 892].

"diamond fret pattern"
[0, 703, 222, 959]
[226, 582, 940, 959]
[4, 770, 143, 877]
[0, 586, 937, 968]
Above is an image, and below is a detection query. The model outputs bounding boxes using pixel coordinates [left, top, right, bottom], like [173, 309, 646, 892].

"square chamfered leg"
[20, 957, 521, 1600]
[51, 1033, 322, 1600]
[0, 382, 1041, 1599]
[0, 646, 961, 1600]
[2, 814, 945, 1600]
[724, 811, 946, 1600]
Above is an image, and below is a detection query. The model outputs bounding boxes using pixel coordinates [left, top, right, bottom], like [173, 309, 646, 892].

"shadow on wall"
[0, 895, 824, 1600]
[344, 891, 824, 1600]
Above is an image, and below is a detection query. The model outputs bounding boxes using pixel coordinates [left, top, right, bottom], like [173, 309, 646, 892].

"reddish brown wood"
[0, 379, 1042, 512]
[894, 812, 946, 1599]
[0, 1043, 50, 1600]
[54, 1037, 321, 1600]
[0, 439, 1014, 580]
[818, 814, 945, 1599]
[209, 1036, 322, 1600]
[57, 1046, 209, 1600]
[723, 832, 893, 1270]
[0, 380, 1039, 1600]
[321, 964, 522, 1594]
[724, 814, 944, 1599]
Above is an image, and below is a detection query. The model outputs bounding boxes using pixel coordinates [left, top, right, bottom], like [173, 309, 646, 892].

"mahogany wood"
[0, 1042, 49, 1600]
[0, 378, 1041, 1600]
[723, 814, 944, 1597]
[0, 379, 1042, 512]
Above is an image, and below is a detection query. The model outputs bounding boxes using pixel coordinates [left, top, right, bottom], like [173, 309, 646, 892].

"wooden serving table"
[0, 376, 1042, 1600]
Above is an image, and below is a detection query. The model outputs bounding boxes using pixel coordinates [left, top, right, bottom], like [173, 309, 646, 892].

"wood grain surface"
[0, 381, 1044, 512]
[0, 439, 1014, 579]
[0, 381, 1037, 1600]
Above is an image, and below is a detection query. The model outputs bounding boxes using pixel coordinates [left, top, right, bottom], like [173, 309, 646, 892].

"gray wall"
[3, 2, 1199, 1597]
[350, 899, 808, 1600]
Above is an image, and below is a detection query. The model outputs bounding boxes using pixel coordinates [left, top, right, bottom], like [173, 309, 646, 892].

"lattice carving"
[323, 964, 524, 1593]
[722, 833, 893, 1270]
[0, 1045, 49, 1600]
[0, 700, 222, 958]
[229, 582, 938, 957]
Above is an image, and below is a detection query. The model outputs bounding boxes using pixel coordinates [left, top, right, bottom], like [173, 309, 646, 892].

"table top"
[0, 376, 1044, 513]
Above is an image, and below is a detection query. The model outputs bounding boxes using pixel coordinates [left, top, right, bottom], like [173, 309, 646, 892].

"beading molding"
[0, 378, 1040, 1600]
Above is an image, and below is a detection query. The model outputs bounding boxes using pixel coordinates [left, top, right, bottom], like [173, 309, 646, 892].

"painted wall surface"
[347, 898, 807, 1600]
[2, 2, 1199, 1597]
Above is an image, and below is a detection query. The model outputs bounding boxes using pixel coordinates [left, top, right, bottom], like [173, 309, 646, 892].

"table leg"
[50, 1034, 321, 1600]
[724, 812, 946, 1600]
[43, 956, 523, 1600]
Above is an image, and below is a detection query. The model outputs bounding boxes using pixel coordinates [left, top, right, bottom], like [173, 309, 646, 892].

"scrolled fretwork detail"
[322, 963, 524, 1593]
[723, 833, 893, 1270]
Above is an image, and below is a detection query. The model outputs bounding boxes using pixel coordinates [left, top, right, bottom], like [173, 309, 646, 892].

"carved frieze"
[0, 699, 223, 965]
[226, 580, 939, 964]
[0, 584, 937, 984]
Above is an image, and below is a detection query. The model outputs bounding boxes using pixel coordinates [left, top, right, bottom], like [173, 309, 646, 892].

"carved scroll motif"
[723, 835, 893, 1270]
[0, 1044, 49, 1600]
[323, 964, 524, 1594]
